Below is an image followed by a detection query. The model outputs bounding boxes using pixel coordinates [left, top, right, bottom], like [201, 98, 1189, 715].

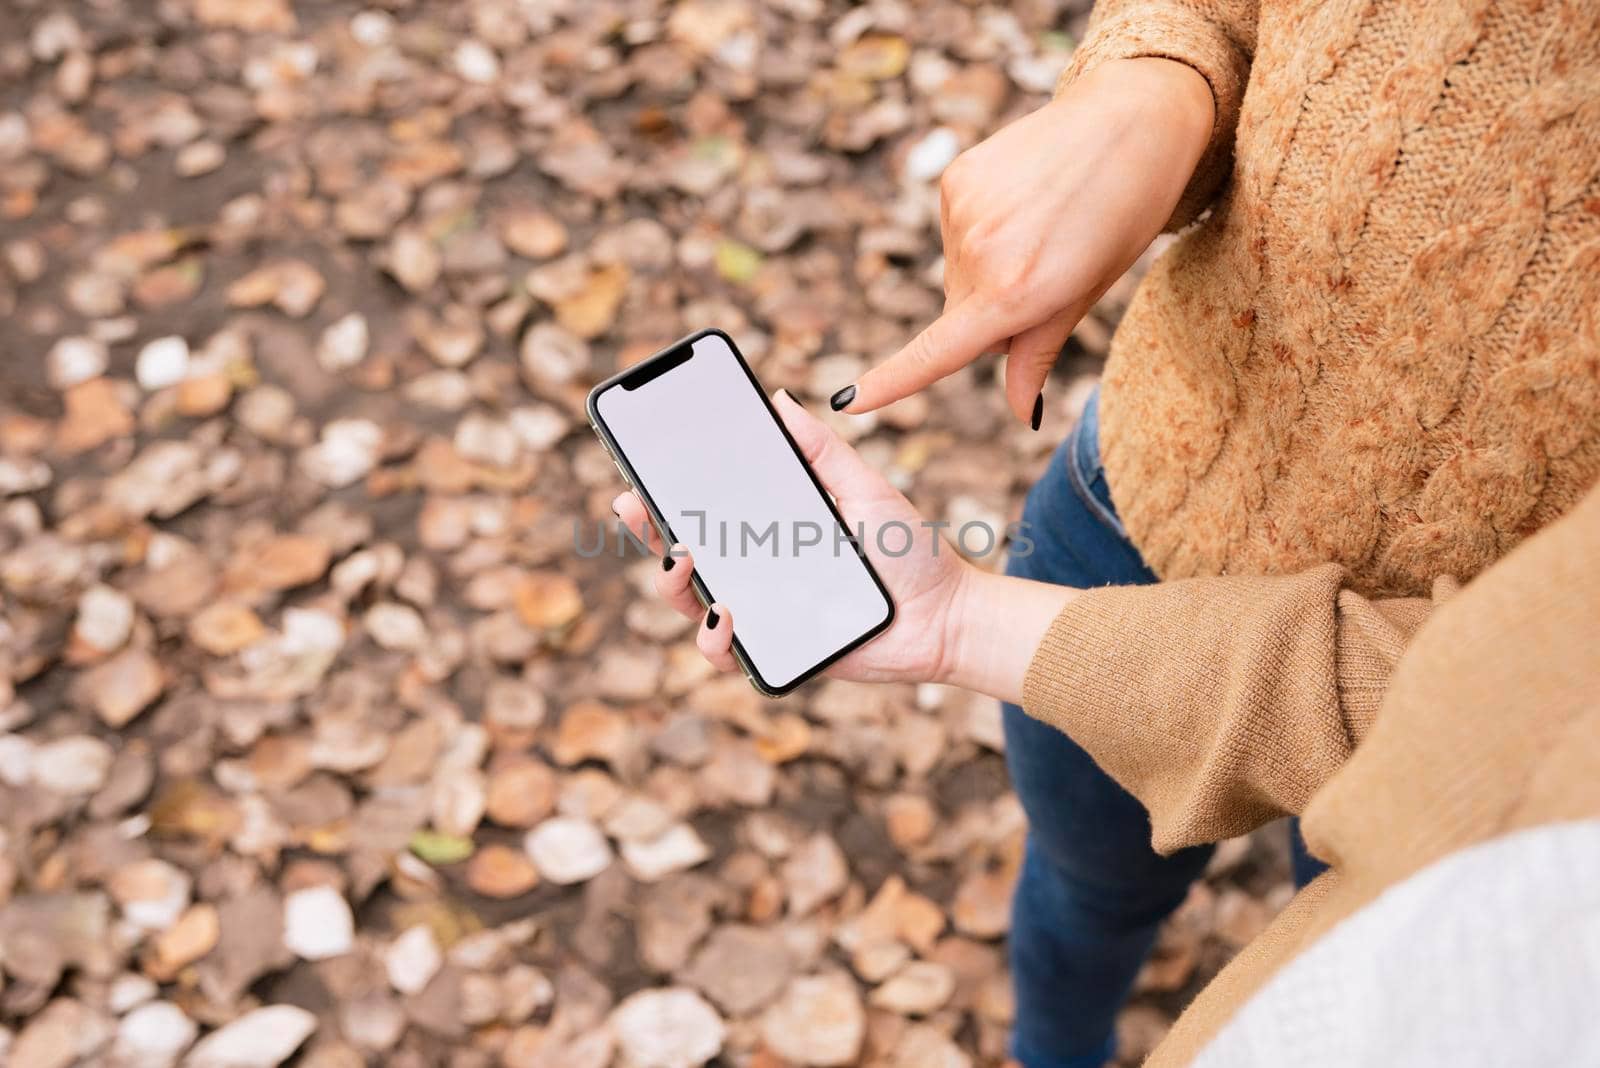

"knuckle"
[938, 157, 967, 199]
[1016, 344, 1060, 370]
[987, 265, 1040, 309]
[960, 229, 998, 269]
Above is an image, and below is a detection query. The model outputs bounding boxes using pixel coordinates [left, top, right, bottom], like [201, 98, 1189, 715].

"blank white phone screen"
[595, 333, 891, 691]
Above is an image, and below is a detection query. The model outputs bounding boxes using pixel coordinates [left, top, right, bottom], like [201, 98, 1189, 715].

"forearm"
[936, 558, 1448, 853]
[938, 569, 1080, 706]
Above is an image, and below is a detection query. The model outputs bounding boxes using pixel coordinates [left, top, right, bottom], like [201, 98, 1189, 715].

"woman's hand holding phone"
[831, 57, 1215, 426]
[614, 391, 1078, 705]
[614, 390, 971, 687]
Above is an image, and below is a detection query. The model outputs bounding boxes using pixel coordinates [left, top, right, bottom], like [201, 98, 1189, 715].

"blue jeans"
[1002, 390, 1324, 1068]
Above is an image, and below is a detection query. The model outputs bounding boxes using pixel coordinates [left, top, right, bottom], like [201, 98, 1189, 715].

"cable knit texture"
[1028, 5, 1600, 1058]
[1025, 0, 1600, 860]
[1060, 0, 1600, 596]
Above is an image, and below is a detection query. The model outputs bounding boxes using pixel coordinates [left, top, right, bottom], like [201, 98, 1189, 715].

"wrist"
[936, 568, 1079, 706]
[1080, 56, 1215, 164]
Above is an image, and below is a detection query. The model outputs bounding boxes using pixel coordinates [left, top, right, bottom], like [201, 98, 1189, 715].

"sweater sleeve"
[1058, 0, 1258, 229]
[1020, 564, 1458, 854]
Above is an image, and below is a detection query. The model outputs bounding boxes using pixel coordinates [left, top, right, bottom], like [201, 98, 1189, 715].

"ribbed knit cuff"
[1056, 6, 1251, 229]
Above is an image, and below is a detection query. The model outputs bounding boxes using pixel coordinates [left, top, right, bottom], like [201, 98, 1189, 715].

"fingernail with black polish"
[705, 607, 720, 629]
[662, 553, 675, 572]
[1030, 392, 1044, 432]
[829, 384, 857, 412]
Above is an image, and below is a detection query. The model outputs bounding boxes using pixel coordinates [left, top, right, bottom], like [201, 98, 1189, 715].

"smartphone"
[587, 329, 894, 696]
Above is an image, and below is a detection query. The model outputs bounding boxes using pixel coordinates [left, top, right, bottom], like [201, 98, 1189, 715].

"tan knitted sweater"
[1023, 484, 1599, 1065]
[1066, 0, 1600, 593]
[1019, 2, 1600, 1061]
[1027, 0, 1600, 844]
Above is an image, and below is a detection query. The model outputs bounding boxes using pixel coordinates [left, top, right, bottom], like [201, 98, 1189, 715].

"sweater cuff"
[1056, 7, 1250, 229]
[1020, 566, 1354, 854]
[1331, 577, 1456, 743]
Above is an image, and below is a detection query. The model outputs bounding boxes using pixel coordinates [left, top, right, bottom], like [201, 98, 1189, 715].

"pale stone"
[299, 419, 382, 488]
[868, 961, 955, 1016]
[484, 678, 547, 731]
[904, 127, 960, 182]
[175, 141, 225, 177]
[33, 735, 114, 795]
[889, 1024, 972, 1068]
[851, 939, 910, 983]
[429, 767, 487, 837]
[363, 602, 427, 651]
[73, 585, 135, 654]
[109, 858, 191, 931]
[0, 456, 50, 495]
[602, 795, 674, 843]
[524, 816, 612, 885]
[620, 823, 711, 883]
[501, 211, 568, 260]
[316, 313, 369, 372]
[135, 336, 189, 391]
[349, 10, 393, 45]
[108, 973, 159, 1014]
[404, 369, 473, 411]
[48, 336, 108, 390]
[112, 1001, 197, 1067]
[609, 987, 725, 1068]
[454, 412, 519, 468]
[385, 925, 442, 995]
[387, 230, 440, 293]
[518, 322, 588, 387]
[760, 973, 865, 1067]
[782, 833, 849, 917]
[31, 11, 85, 60]
[237, 386, 296, 441]
[454, 40, 500, 83]
[282, 885, 354, 961]
[509, 405, 571, 451]
[0, 734, 33, 787]
[500, 964, 555, 1023]
[186, 1005, 317, 1068]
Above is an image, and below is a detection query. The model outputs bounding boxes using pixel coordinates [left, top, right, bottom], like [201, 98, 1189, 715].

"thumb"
[772, 389, 889, 500]
[1004, 308, 1078, 427]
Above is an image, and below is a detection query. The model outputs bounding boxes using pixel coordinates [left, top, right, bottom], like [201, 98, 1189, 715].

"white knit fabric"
[1194, 820, 1600, 1067]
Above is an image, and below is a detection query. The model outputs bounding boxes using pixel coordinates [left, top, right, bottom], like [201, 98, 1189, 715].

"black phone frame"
[586, 328, 896, 697]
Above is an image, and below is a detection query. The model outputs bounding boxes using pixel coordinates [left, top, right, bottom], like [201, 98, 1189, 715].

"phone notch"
[619, 344, 692, 390]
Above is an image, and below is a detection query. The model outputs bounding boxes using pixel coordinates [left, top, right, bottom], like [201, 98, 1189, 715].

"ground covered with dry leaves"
[0, 1, 1294, 1065]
